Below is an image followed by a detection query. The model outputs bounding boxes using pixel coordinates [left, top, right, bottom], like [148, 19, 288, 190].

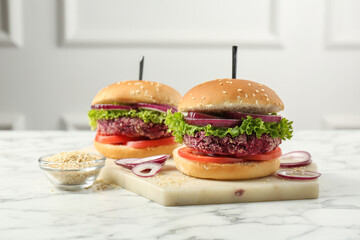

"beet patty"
[183, 131, 281, 157]
[97, 117, 172, 139]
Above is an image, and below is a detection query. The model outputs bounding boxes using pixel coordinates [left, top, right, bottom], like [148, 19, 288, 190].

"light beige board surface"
[90, 147, 319, 206]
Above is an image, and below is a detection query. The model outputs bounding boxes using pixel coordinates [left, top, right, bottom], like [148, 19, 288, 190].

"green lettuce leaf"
[165, 111, 293, 143]
[88, 109, 167, 130]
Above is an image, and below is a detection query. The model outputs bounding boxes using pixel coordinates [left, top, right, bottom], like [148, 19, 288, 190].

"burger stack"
[166, 79, 293, 180]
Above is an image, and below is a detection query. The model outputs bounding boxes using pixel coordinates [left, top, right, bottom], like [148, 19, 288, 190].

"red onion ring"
[280, 151, 312, 168]
[132, 162, 164, 177]
[136, 103, 177, 113]
[276, 169, 321, 180]
[114, 154, 169, 169]
[184, 117, 242, 127]
[91, 104, 134, 110]
[225, 112, 282, 122]
[187, 112, 220, 119]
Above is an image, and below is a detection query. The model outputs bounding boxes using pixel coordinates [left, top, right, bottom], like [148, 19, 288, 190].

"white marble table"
[1, 131, 360, 240]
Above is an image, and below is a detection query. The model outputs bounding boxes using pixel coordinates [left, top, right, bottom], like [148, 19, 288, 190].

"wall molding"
[326, 0, 360, 48]
[0, 0, 22, 47]
[61, 0, 282, 48]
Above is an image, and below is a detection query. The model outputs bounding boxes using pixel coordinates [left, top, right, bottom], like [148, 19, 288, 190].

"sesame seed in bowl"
[38, 151, 105, 190]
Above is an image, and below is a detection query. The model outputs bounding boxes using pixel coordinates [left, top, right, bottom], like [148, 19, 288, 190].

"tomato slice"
[243, 147, 282, 161]
[178, 147, 282, 164]
[95, 134, 142, 144]
[126, 136, 176, 149]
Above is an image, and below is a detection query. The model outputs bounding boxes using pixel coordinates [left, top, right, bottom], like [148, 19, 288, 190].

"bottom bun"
[94, 140, 180, 159]
[173, 146, 280, 180]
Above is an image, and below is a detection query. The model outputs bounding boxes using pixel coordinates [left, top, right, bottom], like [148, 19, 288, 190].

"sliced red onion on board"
[91, 104, 134, 110]
[184, 117, 242, 127]
[276, 169, 321, 180]
[114, 160, 133, 170]
[225, 112, 282, 122]
[187, 111, 221, 119]
[136, 103, 177, 113]
[114, 154, 169, 169]
[280, 151, 312, 168]
[132, 163, 164, 177]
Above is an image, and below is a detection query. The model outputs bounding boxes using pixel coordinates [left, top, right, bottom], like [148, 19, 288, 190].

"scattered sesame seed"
[226, 80, 232, 84]
[219, 82, 223, 85]
[135, 90, 140, 94]
[258, 84, 263, 87]
[201, 97, 206, 100]
[134, 82, 141, 85]
[130, 90, 135, 95]
[117, 82, 121, 85]
[237, 89, 243, 92]
[256, 100, 258, 104]
[248, 83, 252, 86]
[245, 93, 248, 98]
[264, 93, 268, 97]
[140, 85, 144, 89]
[222, 91, 227, 94]
[255, 89, 259, 93]
[192, 97, 196, 100]
[150, 82, 154, 85]
[237, 96, 241, 100]
[266, 98, 270, 102]
[145, 90, 149, 95]
[252, 93, 256, 97]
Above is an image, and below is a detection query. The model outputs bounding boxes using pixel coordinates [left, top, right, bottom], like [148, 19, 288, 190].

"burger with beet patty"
[166, 79, 293, 180]
[88, 80, 181, 159]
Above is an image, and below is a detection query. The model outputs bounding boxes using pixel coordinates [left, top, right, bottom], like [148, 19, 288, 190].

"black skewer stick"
[139, 56, 144, 80]
[232, 46, 237, 79]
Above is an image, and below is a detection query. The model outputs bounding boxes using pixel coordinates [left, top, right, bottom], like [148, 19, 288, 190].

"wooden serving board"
[87, 147, 320, 206]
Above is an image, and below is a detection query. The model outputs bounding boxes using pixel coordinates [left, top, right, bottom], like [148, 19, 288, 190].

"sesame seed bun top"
[91, 80, 181, 107]
[178, 79, 284, 114]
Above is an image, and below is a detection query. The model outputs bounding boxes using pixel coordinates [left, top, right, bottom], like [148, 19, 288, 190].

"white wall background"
[0, 0, 360, 130]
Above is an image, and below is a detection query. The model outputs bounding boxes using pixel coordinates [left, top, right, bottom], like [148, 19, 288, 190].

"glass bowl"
[38, 153, 106, 190]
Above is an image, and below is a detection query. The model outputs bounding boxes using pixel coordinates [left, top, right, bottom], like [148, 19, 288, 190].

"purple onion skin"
[224, 112, 282, 123]
[184, 117, 242, 128]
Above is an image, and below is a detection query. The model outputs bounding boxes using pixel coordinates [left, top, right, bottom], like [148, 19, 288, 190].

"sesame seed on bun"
[92, 80, 181, 107]
[178, 79, 284, 114]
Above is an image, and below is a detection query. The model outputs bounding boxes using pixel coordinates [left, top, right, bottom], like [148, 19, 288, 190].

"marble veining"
[0, 130, 360, 239]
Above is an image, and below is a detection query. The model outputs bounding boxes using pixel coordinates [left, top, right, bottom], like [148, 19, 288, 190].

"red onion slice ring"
[132, 163, 164, 177]
[225, 112, 282, 122]
[280, 151, 312, 168]
[187, 111, 220, 119]
[91, 104, 134, 110]
[136, 103, 177, 113]
[184, 117, 242, 127]
[276, 169, 321, 180]
[114, 154, 169, 169]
